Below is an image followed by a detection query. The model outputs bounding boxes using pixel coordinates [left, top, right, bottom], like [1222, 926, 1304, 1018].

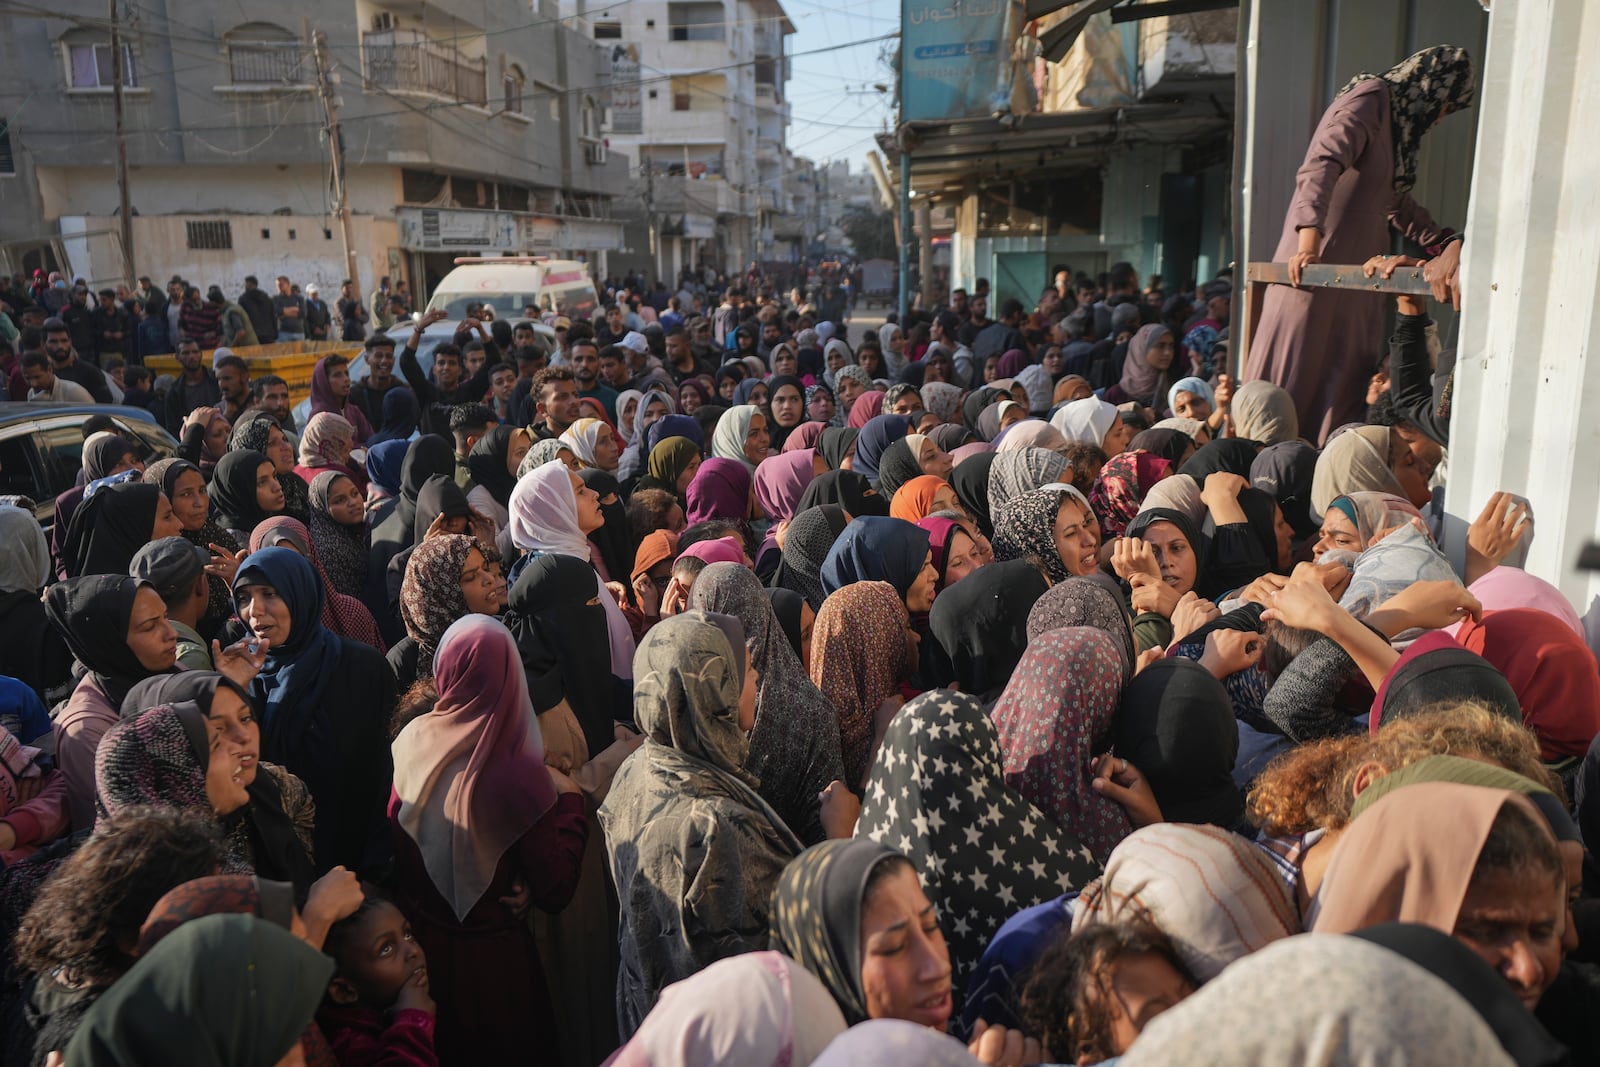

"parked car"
[291, 316, 557, 429]
[0, 403, 179, 533]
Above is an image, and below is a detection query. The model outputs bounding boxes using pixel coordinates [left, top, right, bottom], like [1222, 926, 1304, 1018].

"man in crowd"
[664, 326, 710, 386]
[60, 285, 97, 363]
[273, 276, 305, 340]
[304, 284, 332, 341]
[21, 350, 94, 403]
[238, 275, 279, 344]
[250, 374, 297, 435]
[597, 345, 634, 395]
[43, 318, 114, 403]
[488, 362, 518, 423]
[161, 338, 222, 433]
[526, 366, 579, 441]
[92, 289, 133, 366]
[567, 335, 617, 420]
[339, 279, 369, 342]
[350, 333, 403, 430]
[595, 304, 628, 347]
[449, 403, 498, 487]
[973, 298, 1029, 367]
[370, 276, 393, 332]
[397, 309, 498, 435]
[178, 287, 223, 350]
[958, 293, 990, 347]
[213, 351, 253, 423]
[212, 287, 258, 349]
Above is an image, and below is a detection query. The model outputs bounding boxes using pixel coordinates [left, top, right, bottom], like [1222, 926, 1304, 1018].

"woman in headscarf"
[992, 485, 1101, 584]
[987, 447, 1069, 519]
[609, 950, 847, 1067]
[138, 459, 235, 638]
[676, 378, 714, 418]
[248, 516, 385, 653]
[797, 469, 886, 518]
[233, 547, 396, 873]
[1052, 395, 1133, 456]
[389, 614, 587, 1064]
[777, 504, 849, 610]
[1117, 934, 1517, 1067]
[561, 417, 621, 474]
[1308, 781, 1565, 1010]
[1103, 325, 1177, 415]
[876, 433, 953, 501]
[465, 424, 530, 530]
[506, 461, 636, 681]
[771, 839, 955, 1032]
[1115, 658, 1242, 827]
[817, 426, 860, 471]
[382, 474, 476, 615]
[64, 914, 334, 1067]
[1089, 449, 1173, 540]
[1178, 438, 1259, 484]
[819, 516, 937, 615]
[975, 399, 1028, 444]
[1026, 576, 1137, 683]
[61, 481, 183, 579]
[928, 559, 1048, 705]
[878, 322, 906, 376]
[784, 419, 828, 454]
[711, 404, 771, 474]
[947, 450, 1000, 539]
[521, 438, 579, 477]
[306, 470, 369, 600]
[114, 671, 317, 894]
[1245, 46, 1473, 443]
[601, 612, 804, 1037]
[847, 390, 887, 431]
[689, 563, 846, 845]
[633, 435, 702, 506]
[1249, 438, 1319, 545]
[889, 474, 960, 524]
[364, 437, 409, 507]
[0, 506, 71, 705]
[850, 414, 910, 488]
[1166, 375, 1215, 424]
[581, 469, 634, 590]
[229, 412, 311, 524]
[921, 381, 964, 425]
[915, 515, 989, 593]
[1137, 472, 1205, 527]
[369, 434, 457, 606]
[1230, 379, 1300, 446]
[367, 386, 419, 448]
[810, 581, 914, 791]
[1312, 489, 1428, 561]
[1454, 609, 1600, 761]
[309, 354, 375, 444]
[614, 388, 645, 448]
[1128, 426, 1196, 469]
[294, 411, 365, 495]
[686, 457, 757, 554]
[857, 689, 1100, 1025]
[733, 376, 771, 412]
[1120, 507, 1214, 650]
[767, 375, 810, 451]
[752, 450, 820, 572]
[1334, 504, 1456, 625]
[991, 628, 1131, 863]
[44, 575, 178, 830]
[208, 449, 286, 543]
[994, 421, 1071, 458]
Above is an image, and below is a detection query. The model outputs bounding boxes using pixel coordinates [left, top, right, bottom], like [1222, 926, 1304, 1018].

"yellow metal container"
[144, 341, 363, 406]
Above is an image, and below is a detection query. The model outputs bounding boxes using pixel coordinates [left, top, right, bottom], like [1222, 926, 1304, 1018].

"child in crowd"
[318, 887, 439, 1067]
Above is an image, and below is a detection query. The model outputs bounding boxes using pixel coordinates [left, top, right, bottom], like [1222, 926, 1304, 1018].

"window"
[503, 64, 525, 113]
[0, 125, 13, 176]
[224, 24, 305, 85]
[67, 42, 137, 89]
[594, 21, 622, 39]
[668, 2, 723, 42]
[580, 96, 598, 139]
[185, 220, 233, 250]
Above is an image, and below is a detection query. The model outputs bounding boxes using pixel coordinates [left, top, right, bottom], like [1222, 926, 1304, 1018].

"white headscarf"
[559, 417, 609, 469]
[1051, 396, 1118, 446]
[614, 389, 644, 445]
[711, 404, 761, 473]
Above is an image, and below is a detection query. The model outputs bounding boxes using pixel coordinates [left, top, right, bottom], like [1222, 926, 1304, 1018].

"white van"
[425, 258, 599, 322]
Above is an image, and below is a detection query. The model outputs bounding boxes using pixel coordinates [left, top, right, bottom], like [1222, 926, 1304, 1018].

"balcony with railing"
[363, 29, 487, 107]
[226, 40, 311, 85]
[753, 23, 781, 59]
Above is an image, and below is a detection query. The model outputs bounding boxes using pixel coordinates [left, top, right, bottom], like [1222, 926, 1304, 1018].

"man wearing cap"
[304, 283, 332, 341]
[129, 537, 214, 670]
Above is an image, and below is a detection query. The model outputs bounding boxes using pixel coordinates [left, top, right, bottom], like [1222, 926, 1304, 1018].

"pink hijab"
[753, 450, 817, 524]
[781, 421, 827, 454]
[392, 615, 557, 921]
[1447, 566, 1584, 639]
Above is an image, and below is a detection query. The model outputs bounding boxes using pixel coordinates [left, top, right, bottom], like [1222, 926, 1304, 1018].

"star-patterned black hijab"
[855, 689, 1101, 1023]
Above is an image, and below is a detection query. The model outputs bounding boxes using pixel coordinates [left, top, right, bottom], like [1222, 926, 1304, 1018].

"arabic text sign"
[901, 0, 1010, 122]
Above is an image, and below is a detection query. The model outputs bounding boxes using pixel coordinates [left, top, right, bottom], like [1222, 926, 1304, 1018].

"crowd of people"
[0, 42, 1594, 1067]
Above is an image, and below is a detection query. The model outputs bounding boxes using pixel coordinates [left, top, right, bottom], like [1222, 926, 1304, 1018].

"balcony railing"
[754, 25, 781, 59]
[363, 29, 487, 107]
[227, 41, 309, 85]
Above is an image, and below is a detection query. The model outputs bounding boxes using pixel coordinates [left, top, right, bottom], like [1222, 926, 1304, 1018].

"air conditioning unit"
[584, 141, 608, 165]
[600, 107, 615, 132]
[371, 11, 396, 31]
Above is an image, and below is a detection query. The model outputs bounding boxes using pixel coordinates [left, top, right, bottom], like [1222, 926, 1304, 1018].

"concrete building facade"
[0, 0, 631, 303]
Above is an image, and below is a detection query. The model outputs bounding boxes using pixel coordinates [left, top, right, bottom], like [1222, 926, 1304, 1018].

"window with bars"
[66, 42, 138, 88]
[504, 66, 525, 113]
[185, 220, 233, 251]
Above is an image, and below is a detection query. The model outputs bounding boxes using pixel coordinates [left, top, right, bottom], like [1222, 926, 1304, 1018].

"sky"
[781, 0, 898, 174]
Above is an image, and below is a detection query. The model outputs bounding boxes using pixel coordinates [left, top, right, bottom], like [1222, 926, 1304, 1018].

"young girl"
[318, 888, 439, 1067]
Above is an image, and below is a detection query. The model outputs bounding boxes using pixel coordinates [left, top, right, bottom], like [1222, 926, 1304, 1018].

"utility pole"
[313, 29, 360, 296]
[110, 0, 134, 282]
